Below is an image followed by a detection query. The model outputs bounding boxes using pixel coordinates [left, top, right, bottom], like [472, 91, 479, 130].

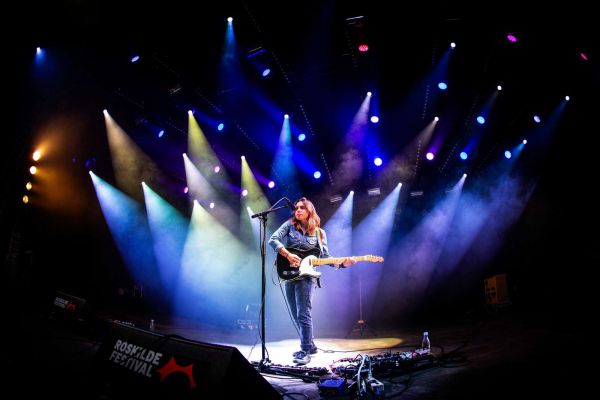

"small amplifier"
[51, 291, 88, 321]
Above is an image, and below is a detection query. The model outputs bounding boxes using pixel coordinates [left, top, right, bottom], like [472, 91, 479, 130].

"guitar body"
[276, 247, 322, 281]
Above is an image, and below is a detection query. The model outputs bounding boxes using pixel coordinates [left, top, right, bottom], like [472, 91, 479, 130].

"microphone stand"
[251, 201, 289, 371]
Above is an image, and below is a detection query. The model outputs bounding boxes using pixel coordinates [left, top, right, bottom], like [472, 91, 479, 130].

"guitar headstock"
[365, 255, 384, 262]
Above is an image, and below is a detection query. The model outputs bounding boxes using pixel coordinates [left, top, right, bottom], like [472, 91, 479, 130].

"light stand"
[250, 200, 289, 370]
[346, 277, 377, 337]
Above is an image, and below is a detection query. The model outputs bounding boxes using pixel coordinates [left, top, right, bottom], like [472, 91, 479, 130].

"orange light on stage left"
[29, 166, 38, 175]
[32, 150, 42, 161]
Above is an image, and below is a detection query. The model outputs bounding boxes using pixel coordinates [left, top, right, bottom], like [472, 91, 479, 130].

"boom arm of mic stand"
[251, 204, 289, 219]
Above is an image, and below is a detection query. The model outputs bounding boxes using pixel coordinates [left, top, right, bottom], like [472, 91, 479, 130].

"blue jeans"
[285, 278, 317, 352]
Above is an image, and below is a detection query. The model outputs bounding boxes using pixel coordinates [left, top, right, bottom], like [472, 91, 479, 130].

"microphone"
[285, 198, 296, 211]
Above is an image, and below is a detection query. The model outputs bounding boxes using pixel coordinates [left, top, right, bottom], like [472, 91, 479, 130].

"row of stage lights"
[22, 150, 41, 204]
[184, 132, 527, 203]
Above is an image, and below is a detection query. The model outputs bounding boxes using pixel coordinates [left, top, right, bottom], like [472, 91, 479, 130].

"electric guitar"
[276, 247, 384, 281]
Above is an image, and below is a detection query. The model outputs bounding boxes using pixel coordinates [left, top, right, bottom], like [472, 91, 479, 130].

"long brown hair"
[292, 197, 321, 235]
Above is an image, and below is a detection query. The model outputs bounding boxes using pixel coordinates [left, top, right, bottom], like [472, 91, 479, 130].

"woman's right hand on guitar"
[287, 253, 302, 268]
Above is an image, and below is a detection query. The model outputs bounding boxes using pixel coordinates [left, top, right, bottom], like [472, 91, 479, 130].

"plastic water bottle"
[421, 331, 430, 352]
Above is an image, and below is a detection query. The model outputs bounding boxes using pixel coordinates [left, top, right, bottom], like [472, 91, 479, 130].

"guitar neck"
[311, 256, 368, 266]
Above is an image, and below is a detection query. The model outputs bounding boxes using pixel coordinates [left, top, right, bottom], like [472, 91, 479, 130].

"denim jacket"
[269, 220, 332, 259]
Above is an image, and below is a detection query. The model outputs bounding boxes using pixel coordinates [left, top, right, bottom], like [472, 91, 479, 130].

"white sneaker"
[292, 351, 310, 365]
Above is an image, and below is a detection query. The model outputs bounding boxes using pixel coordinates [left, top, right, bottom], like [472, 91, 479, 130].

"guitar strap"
[316, 228, 324, 256]
[315, 228, 324, 288]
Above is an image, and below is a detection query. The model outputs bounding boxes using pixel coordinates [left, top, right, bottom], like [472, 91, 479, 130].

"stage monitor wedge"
[95, 322, 281, 399]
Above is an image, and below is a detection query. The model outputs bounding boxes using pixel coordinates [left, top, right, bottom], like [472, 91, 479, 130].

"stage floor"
[5, 305, 586, 399]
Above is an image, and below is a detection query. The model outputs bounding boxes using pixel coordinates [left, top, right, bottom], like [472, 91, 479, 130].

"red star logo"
[156, 356, 197, 388]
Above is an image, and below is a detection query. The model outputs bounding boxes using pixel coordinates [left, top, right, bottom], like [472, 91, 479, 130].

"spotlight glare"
[459, 151, 468, 160]
[261, 68, 271, 77]
[580, 52, 588, 61]
[29, 166, 37, 175]
[367, 91, 372, 97]
[26, 182, 32, 190]
[32, 150, 41, 161]
[370, 115, 379, 123]
[426, 152, 434, 161]
[227, 17, 233, 22]
[497, 85, 502, 91]
[217, 123, 225, 131]
[504, 150, 512, 159]
[183, 186, 189, 194]
[298, 133, 306, 141]
[438, 82, 448, 90]
[209, 202, 215, 209]
[476, 116, 486, 124]
[131, 55, 140, 63]
[268, 181, 275, 188]
[434, 116, 439, 122]
[565, 95, 570, 101]
[23, 195, 29, 204]
[214, 166, 220, 173]
[158, 129, 165, 138]
[313, 171, 321, 179]
[358, 44, 369, 52]
[522, 139, 527, 144]
[373, 157, 382, 166]
[533, 115, 541, 123]
[507, 33, 518, 42]
[450, 42, 456, 48]
[284, 114, 289, 119]
[242, 189, 248, 197]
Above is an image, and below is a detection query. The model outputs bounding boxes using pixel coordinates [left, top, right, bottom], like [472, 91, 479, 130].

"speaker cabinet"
[94, 322, 280, 399]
